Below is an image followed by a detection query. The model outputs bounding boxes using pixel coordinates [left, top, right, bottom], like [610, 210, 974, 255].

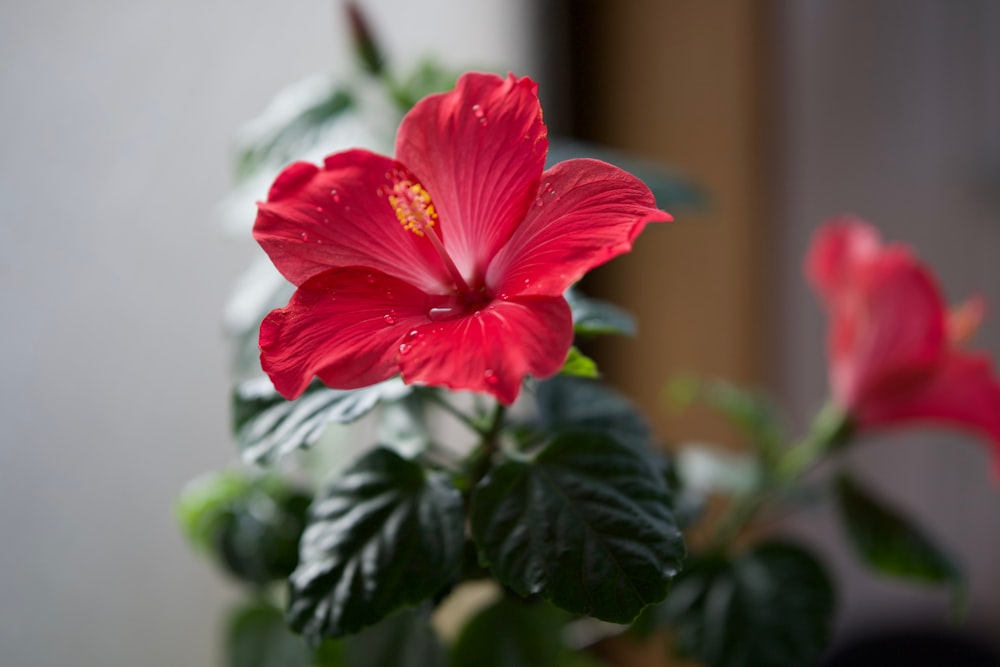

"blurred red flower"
[807, 217, 1000, 458]
[253, 72, 671, 404]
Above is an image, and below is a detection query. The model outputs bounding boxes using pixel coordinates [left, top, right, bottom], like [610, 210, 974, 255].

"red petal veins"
[397, 296, 573, 405]
[395, 72, 548, 284]
[259, 268, 431, 400]
[253, 150, 453, 293]
[486, 158, 672, 297]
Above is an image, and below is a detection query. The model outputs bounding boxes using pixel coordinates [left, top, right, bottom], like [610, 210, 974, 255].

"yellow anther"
[388, 180, 438, 237]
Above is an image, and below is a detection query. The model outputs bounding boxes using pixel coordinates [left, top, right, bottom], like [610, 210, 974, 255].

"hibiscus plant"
[178, 7, 1000, 667]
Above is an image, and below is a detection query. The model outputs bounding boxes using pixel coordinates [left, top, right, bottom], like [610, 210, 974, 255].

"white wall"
[774, 0, 1000, 643]
[0, 2, 531, 665]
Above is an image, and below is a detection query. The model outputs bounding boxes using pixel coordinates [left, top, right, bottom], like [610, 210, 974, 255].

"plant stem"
[707, 402, 851, 552]
[420, 389, 485, 435]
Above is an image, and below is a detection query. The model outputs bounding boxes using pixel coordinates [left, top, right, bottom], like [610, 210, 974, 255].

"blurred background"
[2, 1, 999, 665]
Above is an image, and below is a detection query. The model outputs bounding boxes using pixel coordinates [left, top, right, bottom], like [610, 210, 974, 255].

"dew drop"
[428, 306, 459, 321]
[386, 290, 394, 300]
[330, 188, 341, 203]
[484, 369, 498, 386]
[366, 273, 375, 284]
[383, 311, 397, 324]
[398, 342, 411, 356]
[314, 205, 324, 213]
[473, 310, 481, 318]
[472, 104, 487, 126]
[300, 232, 309, 241]
[498, 292, 509, 301]
[523, 278, 531, 286]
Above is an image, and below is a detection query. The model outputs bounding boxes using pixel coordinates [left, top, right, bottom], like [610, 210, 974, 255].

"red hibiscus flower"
[806, 217, 1000, 458]
[253, 72, 671, 405]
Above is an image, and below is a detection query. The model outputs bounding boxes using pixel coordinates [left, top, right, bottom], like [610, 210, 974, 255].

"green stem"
[460, 402, 507, 493]
[707, 401, 852, 552]
[420, 389, 485, 436]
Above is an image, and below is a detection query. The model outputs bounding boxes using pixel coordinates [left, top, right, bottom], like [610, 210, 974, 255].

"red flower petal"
[486, 158, 672, 297]
[831, 248, 946, 408]
[395, 72, 548, 284]
[260, 268, 431, 399]
[805, 216, 881, 304]
[254, 150, 454, 293]
[397, 296, 573, 405]
[854, 352, 1000, 462]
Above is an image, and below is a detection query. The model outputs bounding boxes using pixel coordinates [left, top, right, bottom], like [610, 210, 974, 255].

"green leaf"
[288, 448, 465, 641]
[226, 600, 345, 667]
[236, 84, 354, 181]
[344, 607, 447, 667]
[534, 375, 657, 461]
[470, 432, 684, 623]
[835, 473, 962, 587]
[565, 287, 636, 337]
[667, 376, 785, 459]
[227, 600, 319, 667]
[390, 60, 462, 110]
[177, 473, 311, 586]
[234, 377, 411, 465]
[561, 346, 600, 378]
[176, 471, 252, 552]
[661, 541, 834, 667]
[546, 138, 705, 211]
[451, 595, 568, 667]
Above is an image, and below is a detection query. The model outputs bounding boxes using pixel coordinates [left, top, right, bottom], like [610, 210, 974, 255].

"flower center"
[382, 166, 472, 295]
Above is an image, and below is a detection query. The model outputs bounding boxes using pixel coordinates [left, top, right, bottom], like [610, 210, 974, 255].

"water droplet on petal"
[398, 342, 411, 356]
[523, 278, 531, 286]
[300, 232, 309, 241]
[366, 273, 375, 284]
[330, 188, 341, 203]
[473, 310, 481, 318]
[472, 104, 487, 126]
[498, 292, 509, 301]
[383, 311, 397, 325]
[428, 306, 459, 321]
[484, 369, 498, 386]
[386, 290, 394, 300]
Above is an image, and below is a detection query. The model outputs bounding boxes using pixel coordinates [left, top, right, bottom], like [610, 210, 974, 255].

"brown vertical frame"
[555, 0, 773, 445]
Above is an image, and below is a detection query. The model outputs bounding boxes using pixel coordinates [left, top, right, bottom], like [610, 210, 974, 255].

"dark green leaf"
[214, 486, 311, 586]
[661, 541, 834, 667]
[227, 601, 316, 667]
[534, 375, 657, 461]
[177, 473, 311, 586]
[234, 378, 411, 465]
[565, 287, 636, 337]
[345, 607, 447, 667]
[561, 346, 600, 378]
[471, 432, 684, 623]
[236, 85, 354, 181]
[288, 448, 465, 641]
[452, 595, 568, 667]
[226, 600, 344, 667]
[835, 473, 961, 587]
[547, 138, 705, 211]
